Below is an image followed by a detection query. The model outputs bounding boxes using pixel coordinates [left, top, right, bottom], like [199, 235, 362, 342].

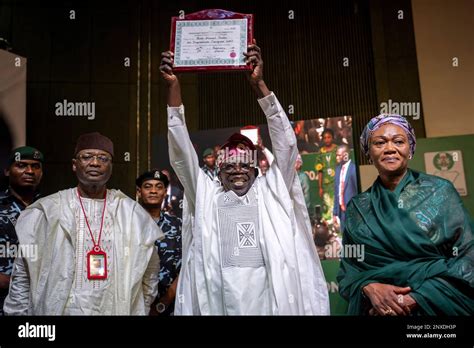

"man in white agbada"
[160, 43, 329, 315]
[4, 132, 163, 315]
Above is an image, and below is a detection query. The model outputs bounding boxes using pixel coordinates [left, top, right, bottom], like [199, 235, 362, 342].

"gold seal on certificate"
[170, 9, 254, 72]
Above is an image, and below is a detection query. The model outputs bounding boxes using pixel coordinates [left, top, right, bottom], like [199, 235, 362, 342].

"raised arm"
[160, 51, 200, 212]
[245, 43, 298, 189]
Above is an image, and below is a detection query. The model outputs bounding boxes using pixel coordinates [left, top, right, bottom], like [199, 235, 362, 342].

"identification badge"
[87, 247, 107, 280]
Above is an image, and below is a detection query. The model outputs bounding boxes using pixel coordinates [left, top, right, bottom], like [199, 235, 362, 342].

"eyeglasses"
[221, 162, 252, 174]
[77, 153, 112, 164]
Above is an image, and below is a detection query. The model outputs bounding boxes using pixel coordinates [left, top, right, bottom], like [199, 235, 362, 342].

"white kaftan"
[4, 188, 163, 315]
[168, 93, 330, 315]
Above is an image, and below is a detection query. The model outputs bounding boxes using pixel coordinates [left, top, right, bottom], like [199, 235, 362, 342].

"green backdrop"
[300, 151, 356, 315]
[322, 259, 348, 315]
[409, 134, 474, 216]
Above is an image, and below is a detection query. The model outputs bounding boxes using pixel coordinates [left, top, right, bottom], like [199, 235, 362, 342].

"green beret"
[202, 148, 214, 158]
[9, 146, 44, 164]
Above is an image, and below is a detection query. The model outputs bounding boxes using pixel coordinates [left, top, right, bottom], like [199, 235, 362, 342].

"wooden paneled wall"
[0, 0, 425, 196]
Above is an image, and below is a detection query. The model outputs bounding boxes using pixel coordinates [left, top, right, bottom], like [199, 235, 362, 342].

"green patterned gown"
[337, 169, 474, 315]
[316, 147, 337, 221]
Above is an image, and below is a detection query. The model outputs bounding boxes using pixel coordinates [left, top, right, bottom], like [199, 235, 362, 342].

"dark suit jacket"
[333, 161, 358, 217]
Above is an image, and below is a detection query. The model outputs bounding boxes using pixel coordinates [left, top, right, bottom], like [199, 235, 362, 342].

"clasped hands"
[363, 283, 417, 316]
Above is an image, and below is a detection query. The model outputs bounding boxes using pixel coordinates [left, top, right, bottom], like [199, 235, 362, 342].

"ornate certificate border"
[170, 9, 254, 72]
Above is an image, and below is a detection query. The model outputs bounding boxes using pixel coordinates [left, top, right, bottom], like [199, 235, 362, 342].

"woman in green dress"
[337, 114, 473, 315]
[316, 128, 338, 221]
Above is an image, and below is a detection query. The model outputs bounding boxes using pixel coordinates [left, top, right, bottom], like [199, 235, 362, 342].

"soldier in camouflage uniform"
[0, 146, 43, 315]
[136, 169, 182, 316]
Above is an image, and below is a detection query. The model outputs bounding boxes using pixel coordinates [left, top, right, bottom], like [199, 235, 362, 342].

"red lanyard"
[76, 188, 107, 252]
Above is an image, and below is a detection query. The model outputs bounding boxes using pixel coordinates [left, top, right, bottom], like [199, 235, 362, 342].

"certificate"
[170, 9, 254, 72]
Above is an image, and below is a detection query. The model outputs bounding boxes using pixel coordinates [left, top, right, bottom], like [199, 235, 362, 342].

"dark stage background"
[0, 0, 425, 197]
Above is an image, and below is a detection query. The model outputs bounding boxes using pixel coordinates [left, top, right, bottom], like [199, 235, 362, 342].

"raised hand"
[244, 40, 263, 85]
[160, 51, 182, 107]
[160, 51, 178, 85]
[243, 40, 270, 98]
